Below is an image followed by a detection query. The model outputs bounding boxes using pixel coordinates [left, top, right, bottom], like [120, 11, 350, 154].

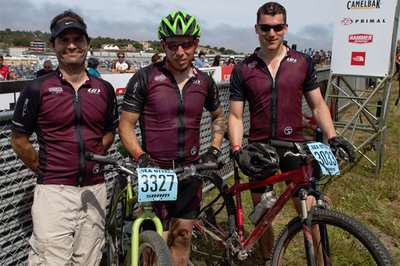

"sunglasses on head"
[258, 23, 286, 32]
[165, 40, 196, 51]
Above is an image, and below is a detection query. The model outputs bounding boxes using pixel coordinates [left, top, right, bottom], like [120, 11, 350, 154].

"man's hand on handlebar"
[136, 153, 159, 168]
[198, 146, 221, 176]
[328, 136, 355, 162]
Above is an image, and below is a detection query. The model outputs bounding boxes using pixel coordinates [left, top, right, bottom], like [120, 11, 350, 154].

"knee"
[171, 227, 192, 244]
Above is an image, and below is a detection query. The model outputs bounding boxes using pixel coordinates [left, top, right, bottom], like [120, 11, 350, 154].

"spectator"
[212, 55, 222, 66]
[194, 51, 209, 68]
[10, 10, 118, 265]
[312, 51, 322, 68]
[226, 55, 236, 66]
[151, 52, 163, 64]
[36, 60, 55, 78]
[111, 52, 136, 73]
[87, 57, 101, 78]
[0, 55, 19, 81]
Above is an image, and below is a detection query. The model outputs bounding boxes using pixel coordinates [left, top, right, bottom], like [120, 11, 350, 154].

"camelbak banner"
[331, 0, 399, 76]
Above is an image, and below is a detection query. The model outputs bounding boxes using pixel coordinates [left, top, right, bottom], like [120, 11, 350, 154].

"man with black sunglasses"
[111, 51, 136, 73]
[228, 2, 355, 265]
[119, 10, 226, 265]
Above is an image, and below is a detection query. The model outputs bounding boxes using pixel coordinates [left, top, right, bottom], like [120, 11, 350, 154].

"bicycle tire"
[271, 208, 394, 265]
[128, 230, 174, 266]
[107, 175, 127, 266]
[190, 173, 237, 265]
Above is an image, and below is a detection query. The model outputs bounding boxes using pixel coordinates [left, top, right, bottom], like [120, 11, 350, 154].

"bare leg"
[166, 218, 195, 266]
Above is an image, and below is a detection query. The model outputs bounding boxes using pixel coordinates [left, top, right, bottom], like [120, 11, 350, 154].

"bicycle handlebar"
[85, 152, 222, 180]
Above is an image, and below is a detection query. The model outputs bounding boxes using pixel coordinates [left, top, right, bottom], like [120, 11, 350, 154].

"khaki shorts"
[27, 183, 106, 266]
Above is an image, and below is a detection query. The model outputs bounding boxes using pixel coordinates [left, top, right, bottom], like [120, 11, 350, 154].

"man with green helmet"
[119, 11, 226, 265]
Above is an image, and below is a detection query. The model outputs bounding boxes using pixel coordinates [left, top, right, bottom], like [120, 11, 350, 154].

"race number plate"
[307, 142, 340, 175]
[137, 168, 178, 202]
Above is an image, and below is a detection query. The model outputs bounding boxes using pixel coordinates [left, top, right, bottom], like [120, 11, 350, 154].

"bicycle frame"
[106, 176, 165, 266]
[224, 159, 316, 253]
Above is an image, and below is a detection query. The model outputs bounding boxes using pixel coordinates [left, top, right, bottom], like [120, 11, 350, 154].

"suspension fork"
[299, 189, 316, 266]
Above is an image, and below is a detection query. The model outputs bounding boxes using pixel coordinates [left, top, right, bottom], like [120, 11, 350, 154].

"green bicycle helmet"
[158, 11, 201, 40]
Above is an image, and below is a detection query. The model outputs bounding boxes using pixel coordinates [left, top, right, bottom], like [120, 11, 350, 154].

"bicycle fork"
[299, 189, 332, 266]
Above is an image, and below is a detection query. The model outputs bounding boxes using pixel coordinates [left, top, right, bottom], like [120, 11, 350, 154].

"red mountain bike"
[190, 141, 394, 265]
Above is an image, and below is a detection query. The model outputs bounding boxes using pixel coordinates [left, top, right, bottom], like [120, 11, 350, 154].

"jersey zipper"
[266, 55, 288, 139]
[175, 82, 188, 166]
[71, 87, 86, 186]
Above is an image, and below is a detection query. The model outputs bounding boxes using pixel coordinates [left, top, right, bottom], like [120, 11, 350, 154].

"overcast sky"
[1, 0, 399, 54]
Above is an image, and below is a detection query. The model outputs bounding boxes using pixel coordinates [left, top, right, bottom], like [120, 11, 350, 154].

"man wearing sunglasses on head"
[228, 2, 355, 265]
[119, 10, 226, 265]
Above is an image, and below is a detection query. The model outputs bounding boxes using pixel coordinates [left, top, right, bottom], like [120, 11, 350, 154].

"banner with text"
[331, 0, 399, 76]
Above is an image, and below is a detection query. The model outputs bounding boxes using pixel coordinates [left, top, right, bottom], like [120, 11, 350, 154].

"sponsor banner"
[221, 65, 235, 82]
[331, 0, 399, 76]
[102, 73, 133, 94]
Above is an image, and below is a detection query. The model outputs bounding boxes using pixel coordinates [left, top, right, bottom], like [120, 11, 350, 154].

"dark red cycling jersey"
[122, 61, 220, 167]
[11, 70, 119, 186]
[230, 47, 318, 142]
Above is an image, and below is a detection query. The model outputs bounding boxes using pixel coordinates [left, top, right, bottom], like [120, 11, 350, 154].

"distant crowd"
[1, 46, 331, 81]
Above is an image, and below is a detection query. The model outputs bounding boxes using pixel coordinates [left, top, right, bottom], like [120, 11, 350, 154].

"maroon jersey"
[122, 62, 220, 167]
[230, 47, 318, 142]
[11, 70, 119, 186]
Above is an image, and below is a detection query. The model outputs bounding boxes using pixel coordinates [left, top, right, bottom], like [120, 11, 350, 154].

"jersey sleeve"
[121, 67, 151, 113]
[229, 62, 246, 101]
[302, 54, 319, 92]
[101, 80, 119, 131]
[11, 80, 41, 135]
[202, 72, 221, 112]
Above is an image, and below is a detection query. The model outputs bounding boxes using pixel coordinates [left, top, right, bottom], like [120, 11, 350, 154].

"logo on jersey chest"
[286, 58, 297, 64]
[191, 146, 197, 156]
[88, 88, 101, 94]
[48, 87, 63, 94]
[154, 74, 167, 82]
[248, 61, 258, 68]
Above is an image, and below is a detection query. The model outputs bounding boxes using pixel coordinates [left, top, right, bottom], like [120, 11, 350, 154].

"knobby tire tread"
[271, 209, 394, 265]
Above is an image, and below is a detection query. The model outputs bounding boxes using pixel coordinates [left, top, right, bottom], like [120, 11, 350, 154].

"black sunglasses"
[118, 56, 125, 58]
[165, 40, 196, 51]
[258, 24, 286, 32]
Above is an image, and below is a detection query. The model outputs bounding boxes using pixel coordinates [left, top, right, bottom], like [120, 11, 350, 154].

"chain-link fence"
[0, 68, 333, 265]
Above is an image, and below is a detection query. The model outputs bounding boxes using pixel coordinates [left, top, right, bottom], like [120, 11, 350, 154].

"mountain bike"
[190, 141, 394, 265]
[86, 152, 220, 266]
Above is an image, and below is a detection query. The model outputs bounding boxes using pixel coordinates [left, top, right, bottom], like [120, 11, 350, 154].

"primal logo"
[347, 0, 381, 9]
[351, 52, 366, 66]
[349, 34, 373, 44]
[341, 17, 386, 25]
[88, 88, 101, 94]
[48, 87, 63, 94]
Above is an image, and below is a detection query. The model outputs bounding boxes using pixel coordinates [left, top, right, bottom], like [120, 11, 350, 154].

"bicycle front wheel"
[136, 230, 173, 266]
[271, 209, 394, 265]
[190, 173, 237, 265]
[107, 175, 127, 266]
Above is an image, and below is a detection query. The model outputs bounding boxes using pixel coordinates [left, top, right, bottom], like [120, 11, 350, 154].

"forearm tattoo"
[211, 106, 226, 142]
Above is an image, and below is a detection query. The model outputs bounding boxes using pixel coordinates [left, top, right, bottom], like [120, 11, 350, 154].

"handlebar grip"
[85, 152, 119, 165]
